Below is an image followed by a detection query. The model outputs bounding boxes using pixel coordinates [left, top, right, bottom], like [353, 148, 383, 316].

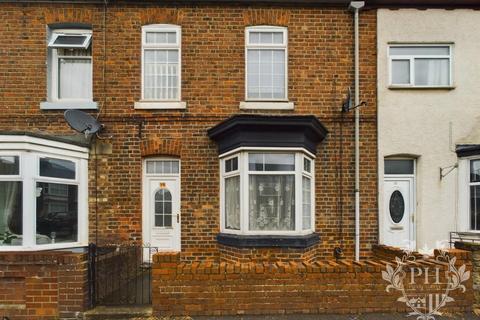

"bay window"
[470, 159, 480, 230]
[0, 135, 88, 250]
[221, 151, 314, 235]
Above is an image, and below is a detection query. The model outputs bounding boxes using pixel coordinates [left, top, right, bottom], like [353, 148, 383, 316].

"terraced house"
[0, 0, 476, 319]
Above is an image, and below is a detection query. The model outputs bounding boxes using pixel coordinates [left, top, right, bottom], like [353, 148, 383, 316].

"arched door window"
[154, 189, 172, 227]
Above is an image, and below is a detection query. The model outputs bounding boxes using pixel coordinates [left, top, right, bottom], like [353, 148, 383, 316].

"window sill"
[216, 232, 320, 248]
[134, 101, 187, 110]
[239, 101, 294, 110]
[40, 101, 98, 110]
[388, 85, 455, 90]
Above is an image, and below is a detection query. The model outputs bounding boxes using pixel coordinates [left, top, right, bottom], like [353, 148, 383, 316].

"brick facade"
[0, 1, 377, 262]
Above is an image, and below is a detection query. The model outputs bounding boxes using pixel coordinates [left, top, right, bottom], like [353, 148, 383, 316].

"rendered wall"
[377, 9, 480, 250]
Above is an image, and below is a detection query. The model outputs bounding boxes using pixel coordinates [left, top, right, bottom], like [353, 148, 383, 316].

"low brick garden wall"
[152, 249, 474, 317]
[0, 251, 89, 320]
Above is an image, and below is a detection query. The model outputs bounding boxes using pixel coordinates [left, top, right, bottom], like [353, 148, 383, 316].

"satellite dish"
[64, 110, 103, 135]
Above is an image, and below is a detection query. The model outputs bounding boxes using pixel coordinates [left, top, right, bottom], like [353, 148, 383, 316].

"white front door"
[383, 178, 414, 249]
[143, 177, 181, 251]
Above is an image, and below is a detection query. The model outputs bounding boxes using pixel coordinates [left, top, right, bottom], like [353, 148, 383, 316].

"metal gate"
[88, 243, 158, 306]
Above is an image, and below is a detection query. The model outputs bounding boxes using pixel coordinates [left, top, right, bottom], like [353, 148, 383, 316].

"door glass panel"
[385, 159, 414, 175]
[389, 190, 405, 224]
[154, 189, 172, 227]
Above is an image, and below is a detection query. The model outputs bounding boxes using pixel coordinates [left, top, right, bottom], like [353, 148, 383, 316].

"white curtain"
[225, 176, 240, 230]
[415, 58, 449, 86]
[0, 182, 20, 241]
[302, 176, 311, 230]
[249, 175, 295, 231]
[59, 58, 92, 99]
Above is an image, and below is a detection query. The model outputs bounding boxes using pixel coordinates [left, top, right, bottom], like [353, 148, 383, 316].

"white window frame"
[138, 24, 183, 109]
[47, 29, 94, 104]
[458, 157, 480, 233]
[219, 148, 314, 236]
[0, 136, 89, 251]
[48, 32, 92, 49]
[388, 44, 453, 88]
[245, 26, 288, 102]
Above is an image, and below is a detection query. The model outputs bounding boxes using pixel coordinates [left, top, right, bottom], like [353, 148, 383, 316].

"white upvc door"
[143, 175, 181, 253]
[383, 177, 415, 250]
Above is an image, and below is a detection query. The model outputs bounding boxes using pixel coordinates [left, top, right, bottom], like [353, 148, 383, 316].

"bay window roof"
[207, 115, 328, 155]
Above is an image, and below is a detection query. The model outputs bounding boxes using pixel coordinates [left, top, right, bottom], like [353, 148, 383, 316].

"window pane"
[304, 158, 311, 173]
[146, 160, 180, 174]
[146, 31, 177, 44]
[391, 60, 410, 85]
[0, 156, 19, 175]
[302, 176, 311, 230]
[0, 181, 22, 246]
[249, 31, 283, 45]
[154, 189, 172, 227]
[247, 49, 285, 100]
[59, 58, 92, 100]
[144, 49, 179, 100]
[225, 157, 238, 173]
[36, 182, 78, 244]
[390, 46, 449, 56]
[249, 153, 295, 171]
[414, 58, 449, 86]
[53, 35, 87, 46]
[249, 175, 295, 231]
[265, 153, 295, 171]
[471, 185, 480, 230]
[40, 158, 75, 179]
[225, 176, 240, 230]
[384, 159, 414, 175]
[470, 160, 480, 182]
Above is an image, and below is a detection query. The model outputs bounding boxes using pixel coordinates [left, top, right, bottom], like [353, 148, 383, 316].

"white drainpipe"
[349, 1, 364, 262]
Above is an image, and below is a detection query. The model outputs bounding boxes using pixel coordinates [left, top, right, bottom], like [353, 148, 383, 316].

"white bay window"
[221, 151, 314, 235]
[0, 136, 88, 250]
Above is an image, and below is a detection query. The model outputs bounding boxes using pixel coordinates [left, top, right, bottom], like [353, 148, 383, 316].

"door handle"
[177, 214, 180, 223]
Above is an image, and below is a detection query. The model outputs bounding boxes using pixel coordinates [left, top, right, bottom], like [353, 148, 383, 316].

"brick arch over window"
[139, 8, 185, 26]
[44, 9, 95, 25]
[243, 10, 290, 26]
[141, 138, 182, 157]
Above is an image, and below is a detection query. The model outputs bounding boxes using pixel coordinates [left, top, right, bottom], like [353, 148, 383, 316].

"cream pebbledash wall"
[378, 9, 480, 251]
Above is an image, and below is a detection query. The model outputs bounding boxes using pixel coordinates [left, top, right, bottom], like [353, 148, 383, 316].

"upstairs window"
[47, 29, 93, 102]
[389, 45, 452, 87]
[142, 25, 181, 101]
[245, 26, 287, 101]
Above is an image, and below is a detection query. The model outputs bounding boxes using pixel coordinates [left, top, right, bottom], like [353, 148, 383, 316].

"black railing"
[449, 231, 480, 247]
[88, 243, 159, 306]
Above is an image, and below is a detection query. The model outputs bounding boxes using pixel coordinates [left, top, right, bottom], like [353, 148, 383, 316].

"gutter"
[349, 1, 364, 262]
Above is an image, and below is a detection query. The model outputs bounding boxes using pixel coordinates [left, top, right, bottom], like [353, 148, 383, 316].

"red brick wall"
[0, 251, 89, 320]
[152, 252, 473, 316]
[0, 2, 377, 261]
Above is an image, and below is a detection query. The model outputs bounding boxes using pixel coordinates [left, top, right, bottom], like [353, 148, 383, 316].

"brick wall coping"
[153, 250, 466, 275]
[0, 251, 87, 265]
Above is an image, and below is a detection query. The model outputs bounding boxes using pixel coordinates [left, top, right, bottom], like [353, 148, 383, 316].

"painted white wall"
[377, 9, 480, 251]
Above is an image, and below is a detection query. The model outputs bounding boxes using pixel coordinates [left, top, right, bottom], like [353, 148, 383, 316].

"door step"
[84, 306, 152, 320]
